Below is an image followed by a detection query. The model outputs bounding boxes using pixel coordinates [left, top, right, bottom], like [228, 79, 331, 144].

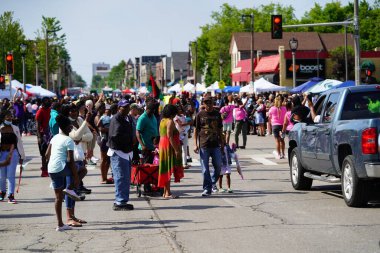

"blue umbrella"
[223, 86, 232, 92]
[224, 86, 240, 93]
[290, 77, 324, 93]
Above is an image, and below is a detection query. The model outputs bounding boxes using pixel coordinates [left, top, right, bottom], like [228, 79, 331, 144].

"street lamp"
[189, 41, 198, 95]
[219, 58, 224, 81]
[35, 52, 40, 86]
[241, 14, 254, 83]
[45, 29, 59, 90]
[289, 37, 298, 88]
[20, 43, 27, 92]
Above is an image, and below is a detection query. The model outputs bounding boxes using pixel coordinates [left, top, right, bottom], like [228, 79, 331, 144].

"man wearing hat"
[107, 99, 134, 211]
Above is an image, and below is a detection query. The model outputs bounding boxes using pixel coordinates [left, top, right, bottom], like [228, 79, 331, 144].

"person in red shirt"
[36, 97, 52, 177]
[169, 92, 180, 105]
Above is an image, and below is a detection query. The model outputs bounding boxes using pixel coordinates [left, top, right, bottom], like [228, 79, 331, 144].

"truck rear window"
[341, 91, 380, 120]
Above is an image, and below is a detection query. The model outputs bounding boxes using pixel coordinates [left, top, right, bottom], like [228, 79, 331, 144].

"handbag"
[74, 143, 85, 161]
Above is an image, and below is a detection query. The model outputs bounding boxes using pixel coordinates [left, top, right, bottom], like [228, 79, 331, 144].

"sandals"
[67, 219, 82, 227]
[71, 216, 87, 224]
[163, 195, 179, 199]
[100, 178, 114, 184]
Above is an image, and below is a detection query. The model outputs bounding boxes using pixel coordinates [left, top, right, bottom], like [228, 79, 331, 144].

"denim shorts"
[49, 164, 71, 190]
[223, 123, 233, 132]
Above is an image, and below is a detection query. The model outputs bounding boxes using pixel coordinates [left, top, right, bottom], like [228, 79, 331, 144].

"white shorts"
[223, 123, 233, 132]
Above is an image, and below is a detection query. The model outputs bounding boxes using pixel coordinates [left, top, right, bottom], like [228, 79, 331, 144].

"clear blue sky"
[0, 0, 360, 84]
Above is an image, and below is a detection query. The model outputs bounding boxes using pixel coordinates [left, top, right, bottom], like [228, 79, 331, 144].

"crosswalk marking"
[190, 155, 281, 166]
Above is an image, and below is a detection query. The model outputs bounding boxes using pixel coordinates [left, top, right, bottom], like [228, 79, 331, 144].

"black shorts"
[272, 125, 282, 138]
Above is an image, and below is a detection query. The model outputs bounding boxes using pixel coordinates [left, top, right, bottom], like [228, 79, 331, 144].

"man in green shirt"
[136, 102, 158, 163]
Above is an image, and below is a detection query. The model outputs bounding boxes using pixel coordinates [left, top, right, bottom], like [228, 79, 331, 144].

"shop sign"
[286, 59, 325, 79]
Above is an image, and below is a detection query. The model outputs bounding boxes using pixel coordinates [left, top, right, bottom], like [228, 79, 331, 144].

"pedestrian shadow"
[0, 213, 54, 219]
[139, 205, 234, 211]
[17, 198, 55, 204]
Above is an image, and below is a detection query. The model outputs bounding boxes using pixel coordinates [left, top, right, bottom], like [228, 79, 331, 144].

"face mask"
[4, 120, 12, 126]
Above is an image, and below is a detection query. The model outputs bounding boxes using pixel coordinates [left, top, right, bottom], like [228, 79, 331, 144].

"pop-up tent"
[306, 79, 342, 93]
[290, 77, 324, 93]
[183, 82, 195, 92]
[253, 78, 288, 93]
[224, 86, 241, 93]
[206, 81, 219, 92]
[196, 83, 207, 93]
[239, 81, 254, 93]
[167, 83, 182, 93]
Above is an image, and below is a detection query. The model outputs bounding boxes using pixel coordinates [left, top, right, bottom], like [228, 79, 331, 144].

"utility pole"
[353, 0, 360, 85]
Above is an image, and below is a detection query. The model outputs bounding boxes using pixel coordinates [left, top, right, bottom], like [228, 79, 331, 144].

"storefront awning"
[232, 72, 250, 82]
[254, 55, 279, 73]
[231, 59, 256, 82]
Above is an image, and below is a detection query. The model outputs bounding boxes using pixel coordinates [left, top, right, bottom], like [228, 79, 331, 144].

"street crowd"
[0, 88, 315, 231]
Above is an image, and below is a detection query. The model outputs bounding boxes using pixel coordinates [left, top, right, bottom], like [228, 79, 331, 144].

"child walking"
[46, 114, 81, 231]
[218, 143, 243, 193]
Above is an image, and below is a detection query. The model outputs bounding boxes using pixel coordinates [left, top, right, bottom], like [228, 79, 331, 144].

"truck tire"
[290, 147, 312, 190]
[341, 155, 369, 207]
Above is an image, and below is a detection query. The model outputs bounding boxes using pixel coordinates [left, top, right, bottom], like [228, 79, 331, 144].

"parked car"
[288, 85, 380, 207]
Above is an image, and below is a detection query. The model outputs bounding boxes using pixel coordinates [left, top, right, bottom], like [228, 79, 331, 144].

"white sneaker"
[56, 224, 73, 232]
[212, 186, 218, 193]
[91, 156, 99, 162]
[201, 190, 211, 197]
[63, 189, 81, 201]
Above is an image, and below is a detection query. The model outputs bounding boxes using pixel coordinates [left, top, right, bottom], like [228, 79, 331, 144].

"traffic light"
[0, 75, 5, 90]
[271, 15, 283, 39]
[5, 53, 14, 75]
[365, 69, 372, 77]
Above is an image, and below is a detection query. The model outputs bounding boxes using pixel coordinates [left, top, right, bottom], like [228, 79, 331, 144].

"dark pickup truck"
[288, 85, 380, 207]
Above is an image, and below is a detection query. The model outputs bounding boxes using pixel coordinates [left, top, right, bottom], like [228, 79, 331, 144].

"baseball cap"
[118, 99, 130, 107]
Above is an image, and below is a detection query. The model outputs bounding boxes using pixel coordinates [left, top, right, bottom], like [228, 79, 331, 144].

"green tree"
[195, 3, 297, 85]
[0, 11, 26, 81]
[107, 60, 126, 89]
[329, 46, 355, 81]
[72, 72, 86, 88]
[34, 16, 68, 88]
[91, 74, 105, 90]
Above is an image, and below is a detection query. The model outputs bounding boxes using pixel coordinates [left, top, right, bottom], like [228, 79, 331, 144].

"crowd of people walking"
[0, 88, 314, 231]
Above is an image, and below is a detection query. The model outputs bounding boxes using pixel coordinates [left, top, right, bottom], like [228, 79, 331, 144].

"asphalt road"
[0, 134, 379, 253]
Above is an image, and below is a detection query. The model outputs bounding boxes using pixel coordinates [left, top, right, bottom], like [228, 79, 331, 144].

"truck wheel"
[290, 147, 312, 190]
[341, 155, 369, 207]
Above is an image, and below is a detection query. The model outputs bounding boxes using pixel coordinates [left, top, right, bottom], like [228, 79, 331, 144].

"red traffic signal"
[0, 75, 5, 90]
[5, 53, 14, 75]
[365, 69, 372, 77]
[271, 15, 283, 39]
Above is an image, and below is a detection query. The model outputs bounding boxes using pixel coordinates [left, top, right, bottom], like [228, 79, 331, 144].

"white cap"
[85, 100, 93, 107]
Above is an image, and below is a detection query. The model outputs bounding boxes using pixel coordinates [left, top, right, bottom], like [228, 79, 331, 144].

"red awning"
[254, 55, 279, 73]
[232, 59, 256, 82]
[232, 72, 250, 82]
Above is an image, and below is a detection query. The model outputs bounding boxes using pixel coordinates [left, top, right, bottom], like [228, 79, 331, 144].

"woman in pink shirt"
[268, 96, 287, 159]
[282, 100, 294, 137]
[233, 99, 247, 149]
[220, 97, 235, 145]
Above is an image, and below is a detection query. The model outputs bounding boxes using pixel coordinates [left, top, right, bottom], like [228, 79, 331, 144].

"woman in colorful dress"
[158, 104, 183, 199]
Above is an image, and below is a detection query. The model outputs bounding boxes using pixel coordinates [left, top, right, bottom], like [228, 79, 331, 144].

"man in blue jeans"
[194, 96, 223, 196]
[107, 99, 135, 211]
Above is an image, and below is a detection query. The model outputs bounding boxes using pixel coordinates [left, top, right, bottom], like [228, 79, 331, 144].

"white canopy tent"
[239, 81, 254, 93]
[183, 82, 195, 92]
[26, 84, 56, 97]
[196, 83, 207, 93]
[168, 83, 182, 93]
[306, 79, 342, 93]
[206, 81, 219, 92]
[253, 78, 288, 93]
[11, 80, 56, 97]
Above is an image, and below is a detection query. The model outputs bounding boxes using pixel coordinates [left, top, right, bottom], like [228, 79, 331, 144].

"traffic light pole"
[283, 0, 360, 86]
